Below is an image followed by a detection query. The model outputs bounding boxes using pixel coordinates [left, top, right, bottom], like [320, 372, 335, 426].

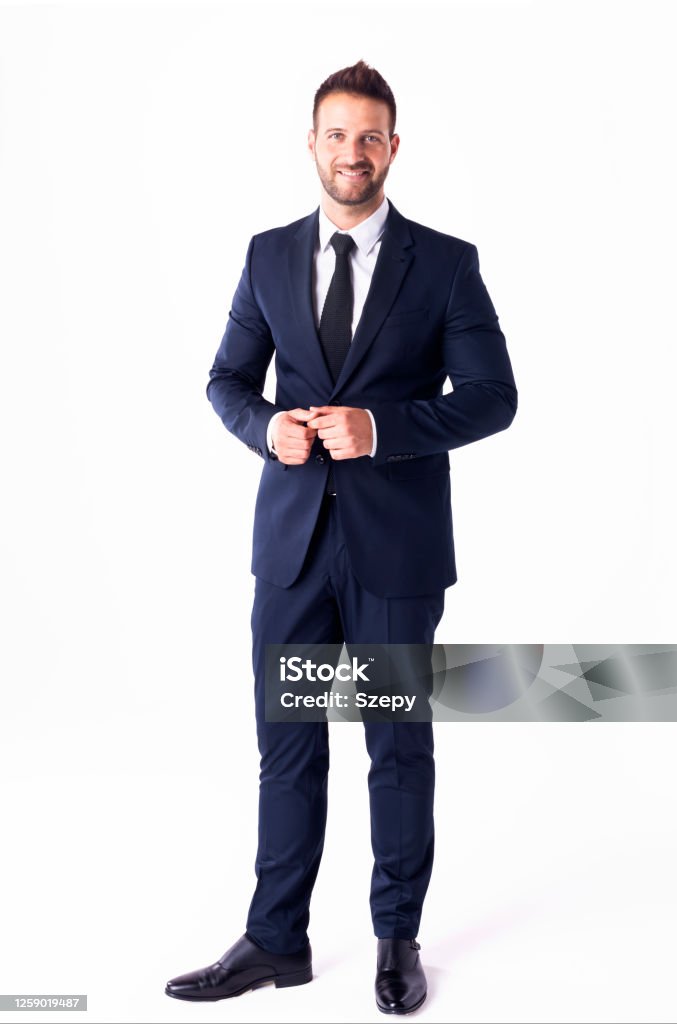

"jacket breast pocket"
[382, 307, 429, 328]
[380, 307, 435, 364]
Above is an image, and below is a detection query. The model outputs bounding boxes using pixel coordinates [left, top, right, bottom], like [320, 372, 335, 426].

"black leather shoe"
[375, 938, 427, 1015]
[165, 933, 313, 1001]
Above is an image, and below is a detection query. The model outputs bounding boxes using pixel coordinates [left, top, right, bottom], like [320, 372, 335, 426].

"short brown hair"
[312, 59, 397, 136]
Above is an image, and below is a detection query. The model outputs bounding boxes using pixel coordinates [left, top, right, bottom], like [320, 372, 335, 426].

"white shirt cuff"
[267, 411, 285, 454]
[365, 408, 377, 458]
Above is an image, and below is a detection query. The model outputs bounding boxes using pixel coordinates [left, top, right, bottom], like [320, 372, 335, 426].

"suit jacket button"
[316, 454, 326, 464]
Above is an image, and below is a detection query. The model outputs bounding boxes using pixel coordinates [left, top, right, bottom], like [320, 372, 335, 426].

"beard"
[315, 159, 390, 207]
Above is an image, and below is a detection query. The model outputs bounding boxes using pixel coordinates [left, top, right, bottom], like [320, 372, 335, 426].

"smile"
[338, 169, 370, 177]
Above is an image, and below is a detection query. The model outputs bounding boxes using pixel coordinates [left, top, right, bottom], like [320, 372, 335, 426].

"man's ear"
[389, 133, 401, 163]
[307, 129, 316, 158]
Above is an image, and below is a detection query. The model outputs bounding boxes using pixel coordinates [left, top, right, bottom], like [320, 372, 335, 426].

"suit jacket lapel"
[286, 207, 335, 394]
[332, 200, 414, 396]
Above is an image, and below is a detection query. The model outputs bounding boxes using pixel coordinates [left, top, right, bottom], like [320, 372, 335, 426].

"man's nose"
[343, 138, 367, 164]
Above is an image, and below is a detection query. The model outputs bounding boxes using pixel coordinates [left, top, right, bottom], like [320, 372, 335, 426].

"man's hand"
[271, 409, 317, 465]
[306, 406, 373, 461]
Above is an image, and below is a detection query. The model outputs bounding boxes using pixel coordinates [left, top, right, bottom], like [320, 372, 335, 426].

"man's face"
[308, 92, 400, 208]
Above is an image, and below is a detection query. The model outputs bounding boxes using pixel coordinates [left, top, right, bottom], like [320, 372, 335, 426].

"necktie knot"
[330, 231, 356, 258]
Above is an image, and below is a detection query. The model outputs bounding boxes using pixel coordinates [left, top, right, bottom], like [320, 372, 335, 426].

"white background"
[1, 1, 675, 1021]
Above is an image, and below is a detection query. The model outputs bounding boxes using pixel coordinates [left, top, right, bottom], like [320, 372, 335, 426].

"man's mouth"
[337, 168, 370, 178]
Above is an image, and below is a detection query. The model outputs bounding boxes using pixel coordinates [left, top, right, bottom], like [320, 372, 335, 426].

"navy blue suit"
[207, 199, 517, 953]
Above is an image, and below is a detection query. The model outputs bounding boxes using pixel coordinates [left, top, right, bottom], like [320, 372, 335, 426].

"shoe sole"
[376, 990, 427, 1015]
[165, 965, 313, 1001]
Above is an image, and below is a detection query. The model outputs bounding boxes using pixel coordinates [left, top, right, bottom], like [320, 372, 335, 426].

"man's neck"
[320, 191, 385, 230]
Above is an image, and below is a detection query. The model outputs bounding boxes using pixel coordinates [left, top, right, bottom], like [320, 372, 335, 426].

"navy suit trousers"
[246, 493, 445, 954]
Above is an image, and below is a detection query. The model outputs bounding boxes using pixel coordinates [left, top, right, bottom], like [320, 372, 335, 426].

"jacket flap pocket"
[387, 453, 450, 480]
[383, 307, 429, 327]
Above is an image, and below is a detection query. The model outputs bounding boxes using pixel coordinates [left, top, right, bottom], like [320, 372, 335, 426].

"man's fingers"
[307, 405, 341, 430]
[277, 443, 314, 458]
[288, 407, 314, 423]
[276, 440, 314, 465]
[276, 405, 371, 462]
[306, 414, 336, 430]
[280, 442, 311, 454]
[322, 432, 359, 447]
[273, 405, 367, 463]
[282, 423, 317, 440]
[272, 410, 317, 452]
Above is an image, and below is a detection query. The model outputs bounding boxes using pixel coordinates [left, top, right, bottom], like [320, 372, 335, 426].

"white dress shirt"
[267, 195, 389, 459]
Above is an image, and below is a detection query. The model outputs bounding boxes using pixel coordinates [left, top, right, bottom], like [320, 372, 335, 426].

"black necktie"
[319, 231, 356, 383]
[318, 232, 355, 496]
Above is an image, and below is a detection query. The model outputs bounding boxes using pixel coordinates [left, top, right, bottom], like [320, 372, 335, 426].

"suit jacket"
[207, 199, 517, 598]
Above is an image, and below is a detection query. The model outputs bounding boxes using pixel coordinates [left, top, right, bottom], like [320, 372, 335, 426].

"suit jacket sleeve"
[368, 243, 517, 465]
[206, 235, 285, 461]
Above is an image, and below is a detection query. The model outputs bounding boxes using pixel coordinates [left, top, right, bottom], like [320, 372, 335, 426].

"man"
[166, 60, 517, 1015]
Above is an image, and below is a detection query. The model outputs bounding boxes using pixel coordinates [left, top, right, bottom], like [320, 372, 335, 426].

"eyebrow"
[324, 128, 386, 136]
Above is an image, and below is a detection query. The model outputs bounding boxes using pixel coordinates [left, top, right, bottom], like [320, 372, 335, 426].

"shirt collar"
[318, 195, 390, 257]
